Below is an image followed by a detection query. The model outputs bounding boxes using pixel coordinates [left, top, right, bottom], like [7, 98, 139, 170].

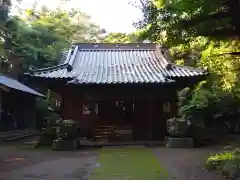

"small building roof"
[0, 75, 44, 97]
[27, 43, 207, 84]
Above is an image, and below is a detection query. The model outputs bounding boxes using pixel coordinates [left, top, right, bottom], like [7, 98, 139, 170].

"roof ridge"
[61, 48, 74, 65]
[155, 45, 207, 74]
[67, 45, 79, 72]
[27, 45, 77, 74]
[155, 45, 172, 66]
[73, 42, 158, 45]
[73, 43, 159, 50]
[28, 63, 69, 74]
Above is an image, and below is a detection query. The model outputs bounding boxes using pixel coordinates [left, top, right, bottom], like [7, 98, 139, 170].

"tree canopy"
[0, 2, 105, 76]
[102, 32, 138, 43]
[135, 0, 240, 131]
[140, 0, 240, 42]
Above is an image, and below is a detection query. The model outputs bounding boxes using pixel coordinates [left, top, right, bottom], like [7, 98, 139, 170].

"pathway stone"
[0, 148, 98, 180]
[1, 157, 96, 180]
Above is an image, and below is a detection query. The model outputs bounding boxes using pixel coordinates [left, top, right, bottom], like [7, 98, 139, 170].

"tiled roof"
[58, 51, 69, 64]
[27, 43, 207, 84]
[0, 75, 44, 97]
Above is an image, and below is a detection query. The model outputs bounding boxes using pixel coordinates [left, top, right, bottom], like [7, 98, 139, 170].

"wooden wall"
[0, 89, 36, 131]
[59, 84, 178, 140]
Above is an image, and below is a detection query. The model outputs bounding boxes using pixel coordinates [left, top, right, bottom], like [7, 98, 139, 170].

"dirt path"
[0, 147, 98, 180]
[152, 147, 226, 180]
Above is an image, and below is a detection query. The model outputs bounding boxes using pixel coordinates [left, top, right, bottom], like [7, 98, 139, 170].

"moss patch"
[89, 146, 169, 180]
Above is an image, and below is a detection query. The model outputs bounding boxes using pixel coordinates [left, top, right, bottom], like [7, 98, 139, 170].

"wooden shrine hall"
[26, 43, 207, 142]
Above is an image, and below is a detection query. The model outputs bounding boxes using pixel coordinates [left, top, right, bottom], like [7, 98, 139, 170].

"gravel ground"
[0, 146, 98, 180]
[152, 147, 226, 180]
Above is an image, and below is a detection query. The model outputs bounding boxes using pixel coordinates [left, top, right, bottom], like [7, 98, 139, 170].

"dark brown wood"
[55, 83, 179, 141]
[147, 99, 152, 139]
[0, 88, 37, 132]
[29, 77, 187, 140]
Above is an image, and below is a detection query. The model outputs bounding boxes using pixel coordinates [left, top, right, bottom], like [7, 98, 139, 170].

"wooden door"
[132, 100, 148, 140]
[152, 100, 165, 140]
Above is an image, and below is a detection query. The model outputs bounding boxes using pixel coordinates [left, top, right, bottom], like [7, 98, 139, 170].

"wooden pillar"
[33, 111, 36, 128]
[60, 95, 65, 119]
[170, 91, 178, 118]
[0, 90, 2, 121]
[148, 99, 152, 139]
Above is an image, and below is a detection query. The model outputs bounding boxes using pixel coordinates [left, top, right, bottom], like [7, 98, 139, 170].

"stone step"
[0, 129, 36, 139]
[0, 129, 39, 144]
[95, 135, 108, 138]
[0, 129, 25, 137]
[4, 132, 37, 142]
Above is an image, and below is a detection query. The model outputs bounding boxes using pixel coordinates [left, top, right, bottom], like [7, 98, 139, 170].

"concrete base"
[166, 137, 194, 148]
[52, 139, 78, 150]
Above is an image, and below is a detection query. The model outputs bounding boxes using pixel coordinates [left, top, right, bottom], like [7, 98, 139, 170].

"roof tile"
[0, 75, 44, 97]
[28, 43, 207, 84]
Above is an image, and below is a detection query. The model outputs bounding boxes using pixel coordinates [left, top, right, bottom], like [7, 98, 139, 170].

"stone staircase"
[94, 126, 133, 142]
[0, 129, 39, 143]
[94, 126, 116, 142]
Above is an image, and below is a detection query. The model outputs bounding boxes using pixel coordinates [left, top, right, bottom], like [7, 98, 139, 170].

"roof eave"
[25, 45, 78, 76]
[166, 72, 208, 80]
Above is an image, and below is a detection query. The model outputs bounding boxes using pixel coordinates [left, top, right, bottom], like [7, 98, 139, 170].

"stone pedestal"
[52, 139, 78, 150]
[166, 137, 194, 148]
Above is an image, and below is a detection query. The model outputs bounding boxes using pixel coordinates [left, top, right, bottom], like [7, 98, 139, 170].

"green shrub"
[56, 119, 78, 140]
[186, 124, 206, 147]
[206, 149, 240, 178]
[38, 127, 57, 146]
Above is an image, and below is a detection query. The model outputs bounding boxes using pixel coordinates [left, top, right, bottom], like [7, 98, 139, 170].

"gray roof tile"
[0, 75, 44, 97]
[28, 43, 207, 84]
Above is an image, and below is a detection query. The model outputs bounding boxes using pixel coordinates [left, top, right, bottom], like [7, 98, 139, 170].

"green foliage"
[38, 127, 57, 146]
[152, 0, 166, 8]
[135, 0, 240, 131]
[0, 6, 104, 76]
[36, 99, 49, 117]
[138, 0, 239, 42]
[206, 149, 240, 178]
[166, 116, 206, 146]
[56, 119, 78, 140]
[186, 124, 206, 147]
[103, 32, 138, 43]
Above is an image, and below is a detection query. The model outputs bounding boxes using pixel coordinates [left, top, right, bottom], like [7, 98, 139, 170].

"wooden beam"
[148, 99, 153, 139]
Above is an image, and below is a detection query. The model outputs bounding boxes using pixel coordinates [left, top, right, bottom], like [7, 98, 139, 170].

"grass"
[89, 146, 169, 180]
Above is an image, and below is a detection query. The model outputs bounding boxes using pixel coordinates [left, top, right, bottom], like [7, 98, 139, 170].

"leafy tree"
[103, 32, 138, 43]
[135, 0, 240, 132]
[144, 0, 240, 41]
[0, 5, 104, 77]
